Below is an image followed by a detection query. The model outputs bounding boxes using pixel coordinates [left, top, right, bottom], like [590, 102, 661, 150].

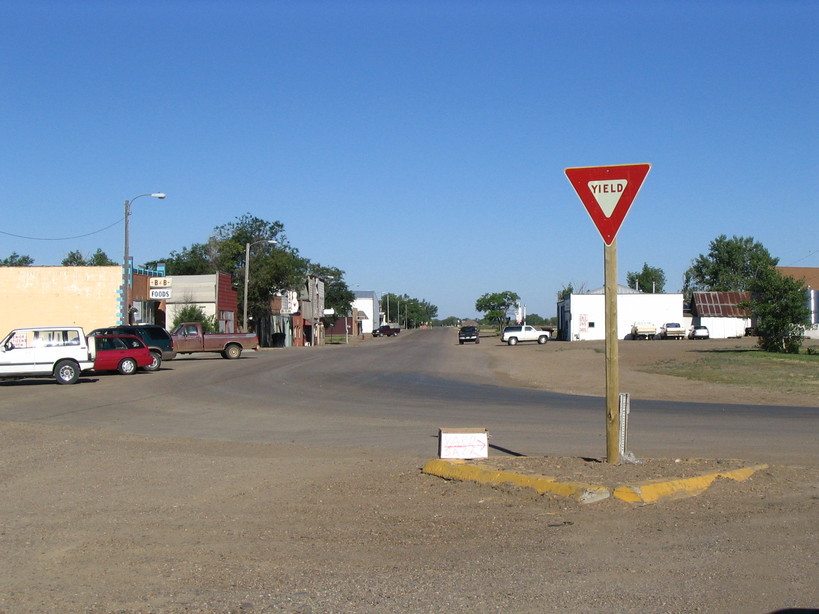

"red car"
[91, 334, 153, 375]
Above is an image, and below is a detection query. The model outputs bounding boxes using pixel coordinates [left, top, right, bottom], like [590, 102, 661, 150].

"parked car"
[500, 325, 549, 346]
[0, 326, 96, 384]
[89, 325, 175, 371]
[458, 326, 480, 344]
[91, 335, 153, 374]
[689, 325, 710, 340]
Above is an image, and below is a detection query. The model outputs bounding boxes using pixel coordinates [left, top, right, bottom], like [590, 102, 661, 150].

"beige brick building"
[0, 266, 121, 334]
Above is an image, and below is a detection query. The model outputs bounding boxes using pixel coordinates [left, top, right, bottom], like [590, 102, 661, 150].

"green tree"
[150, 214, 311, 327]
[211, 214, 308, 326]
[171, 302, 217, 333]
[627, 263, 666, 293]
[381, 293, 438, 328]
[557, 281, 587, 300]
[475, 291, 520, 331]
[742, 269, 810, 354]
[526, 313, 546, 326]
[684, 235, 778, 295]
[62, 248, 117, 266]
[148, 242, 216, 275]
[0, 252, 34, 266]
[405, 297, 437, 328]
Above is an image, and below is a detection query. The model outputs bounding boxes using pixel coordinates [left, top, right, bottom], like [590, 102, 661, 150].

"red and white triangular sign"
[565, 163, 650, 245]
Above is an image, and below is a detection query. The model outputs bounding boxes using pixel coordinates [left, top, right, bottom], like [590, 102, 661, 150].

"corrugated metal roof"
[692, 291, 751, 317]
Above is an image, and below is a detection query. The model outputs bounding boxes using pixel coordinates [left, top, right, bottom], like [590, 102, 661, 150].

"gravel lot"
[0, 333, 816, 613]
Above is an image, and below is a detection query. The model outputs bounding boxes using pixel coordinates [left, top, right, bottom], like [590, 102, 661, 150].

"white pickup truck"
[630, 322, 657, 340]
[500, 325, 550, 346]
[660, 323, 686, 340]
[0, 326, 96, 384]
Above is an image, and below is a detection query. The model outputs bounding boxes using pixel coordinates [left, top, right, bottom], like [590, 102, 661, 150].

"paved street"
[0, 328, 816, 613]
[1, 328, 816, 464]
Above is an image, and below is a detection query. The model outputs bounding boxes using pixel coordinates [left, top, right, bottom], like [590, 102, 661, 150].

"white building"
[557, 286, 687, 341]
[163, 273, 238, 333]
[352, 291, 378, 335]
[690, 292, 751, 339]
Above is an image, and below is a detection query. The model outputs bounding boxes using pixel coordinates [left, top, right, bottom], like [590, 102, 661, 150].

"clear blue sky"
[1, 0, 816, 319]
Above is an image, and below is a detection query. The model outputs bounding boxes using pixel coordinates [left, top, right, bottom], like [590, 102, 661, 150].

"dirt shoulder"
[476, 334, 818, 407]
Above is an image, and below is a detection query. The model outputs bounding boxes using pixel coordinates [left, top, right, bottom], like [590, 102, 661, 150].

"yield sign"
[565, 163, 651, 245]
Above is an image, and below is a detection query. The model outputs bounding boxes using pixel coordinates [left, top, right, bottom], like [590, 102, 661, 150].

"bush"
[172, 303, 217, 333]
[744, 269, 810, 354]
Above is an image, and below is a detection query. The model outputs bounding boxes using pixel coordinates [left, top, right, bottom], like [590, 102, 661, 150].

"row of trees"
[1, 249, 118, 267]
[380, 293, 438, 328]
[472, 235, 811, 354]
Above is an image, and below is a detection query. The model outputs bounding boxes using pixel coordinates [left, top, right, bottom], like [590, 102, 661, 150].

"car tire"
[459, 340, 464, 345]
[223, 344, 242, 359]
[118, 358, 138, 375]
[144, 351, 162, 372]
[507, 337, 518, 346]
[54, 360, 80, 385]
[537, 336, 548, 344]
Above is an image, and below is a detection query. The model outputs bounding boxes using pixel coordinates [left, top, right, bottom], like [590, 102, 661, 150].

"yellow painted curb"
[422, 458, 611, 504]
[423, 459, 769, 505]
[612, 464, 769, 505]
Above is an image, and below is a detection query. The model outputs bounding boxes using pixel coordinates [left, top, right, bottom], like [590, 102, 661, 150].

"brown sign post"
[565, 164, 651, 463]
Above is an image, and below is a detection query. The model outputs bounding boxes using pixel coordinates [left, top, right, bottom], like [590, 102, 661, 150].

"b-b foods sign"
[149, 277, 172, 288]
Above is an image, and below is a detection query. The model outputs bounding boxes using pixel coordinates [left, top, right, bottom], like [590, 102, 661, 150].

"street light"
[122, 192, 166, 325]
[243, 239, 277, 332]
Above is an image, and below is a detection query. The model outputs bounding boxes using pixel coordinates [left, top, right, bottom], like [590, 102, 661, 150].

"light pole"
[243, 239, 277, 333]
[122, 192, 166, 325]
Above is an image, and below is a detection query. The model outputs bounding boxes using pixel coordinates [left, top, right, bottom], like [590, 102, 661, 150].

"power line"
[786, 250, 818, 266]
[0, 217, 123, 241]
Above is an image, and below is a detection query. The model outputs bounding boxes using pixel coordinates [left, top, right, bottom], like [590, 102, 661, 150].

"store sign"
[281, 290, 299, 314]
[149, 288, 172, 300]
[149, 277, 172, 288]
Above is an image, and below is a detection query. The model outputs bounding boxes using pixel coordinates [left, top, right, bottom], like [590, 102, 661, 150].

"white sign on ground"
[438, 428, 488, 459]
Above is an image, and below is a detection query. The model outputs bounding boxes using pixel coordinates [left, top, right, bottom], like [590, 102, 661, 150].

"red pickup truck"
[171, 322, 260, 359]
[372, 324, 401, 337]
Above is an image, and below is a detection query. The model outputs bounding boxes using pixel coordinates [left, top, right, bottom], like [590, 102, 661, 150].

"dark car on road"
[89, 325, 175, 371]
[458, 326, 480, 344]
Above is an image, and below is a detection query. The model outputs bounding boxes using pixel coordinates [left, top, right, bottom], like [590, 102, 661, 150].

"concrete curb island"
[422, 458, 769, 505]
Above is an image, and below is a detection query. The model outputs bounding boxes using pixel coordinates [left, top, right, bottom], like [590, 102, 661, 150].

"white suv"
[0, 326, 96, 384]
[500, 325, 550, 346]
